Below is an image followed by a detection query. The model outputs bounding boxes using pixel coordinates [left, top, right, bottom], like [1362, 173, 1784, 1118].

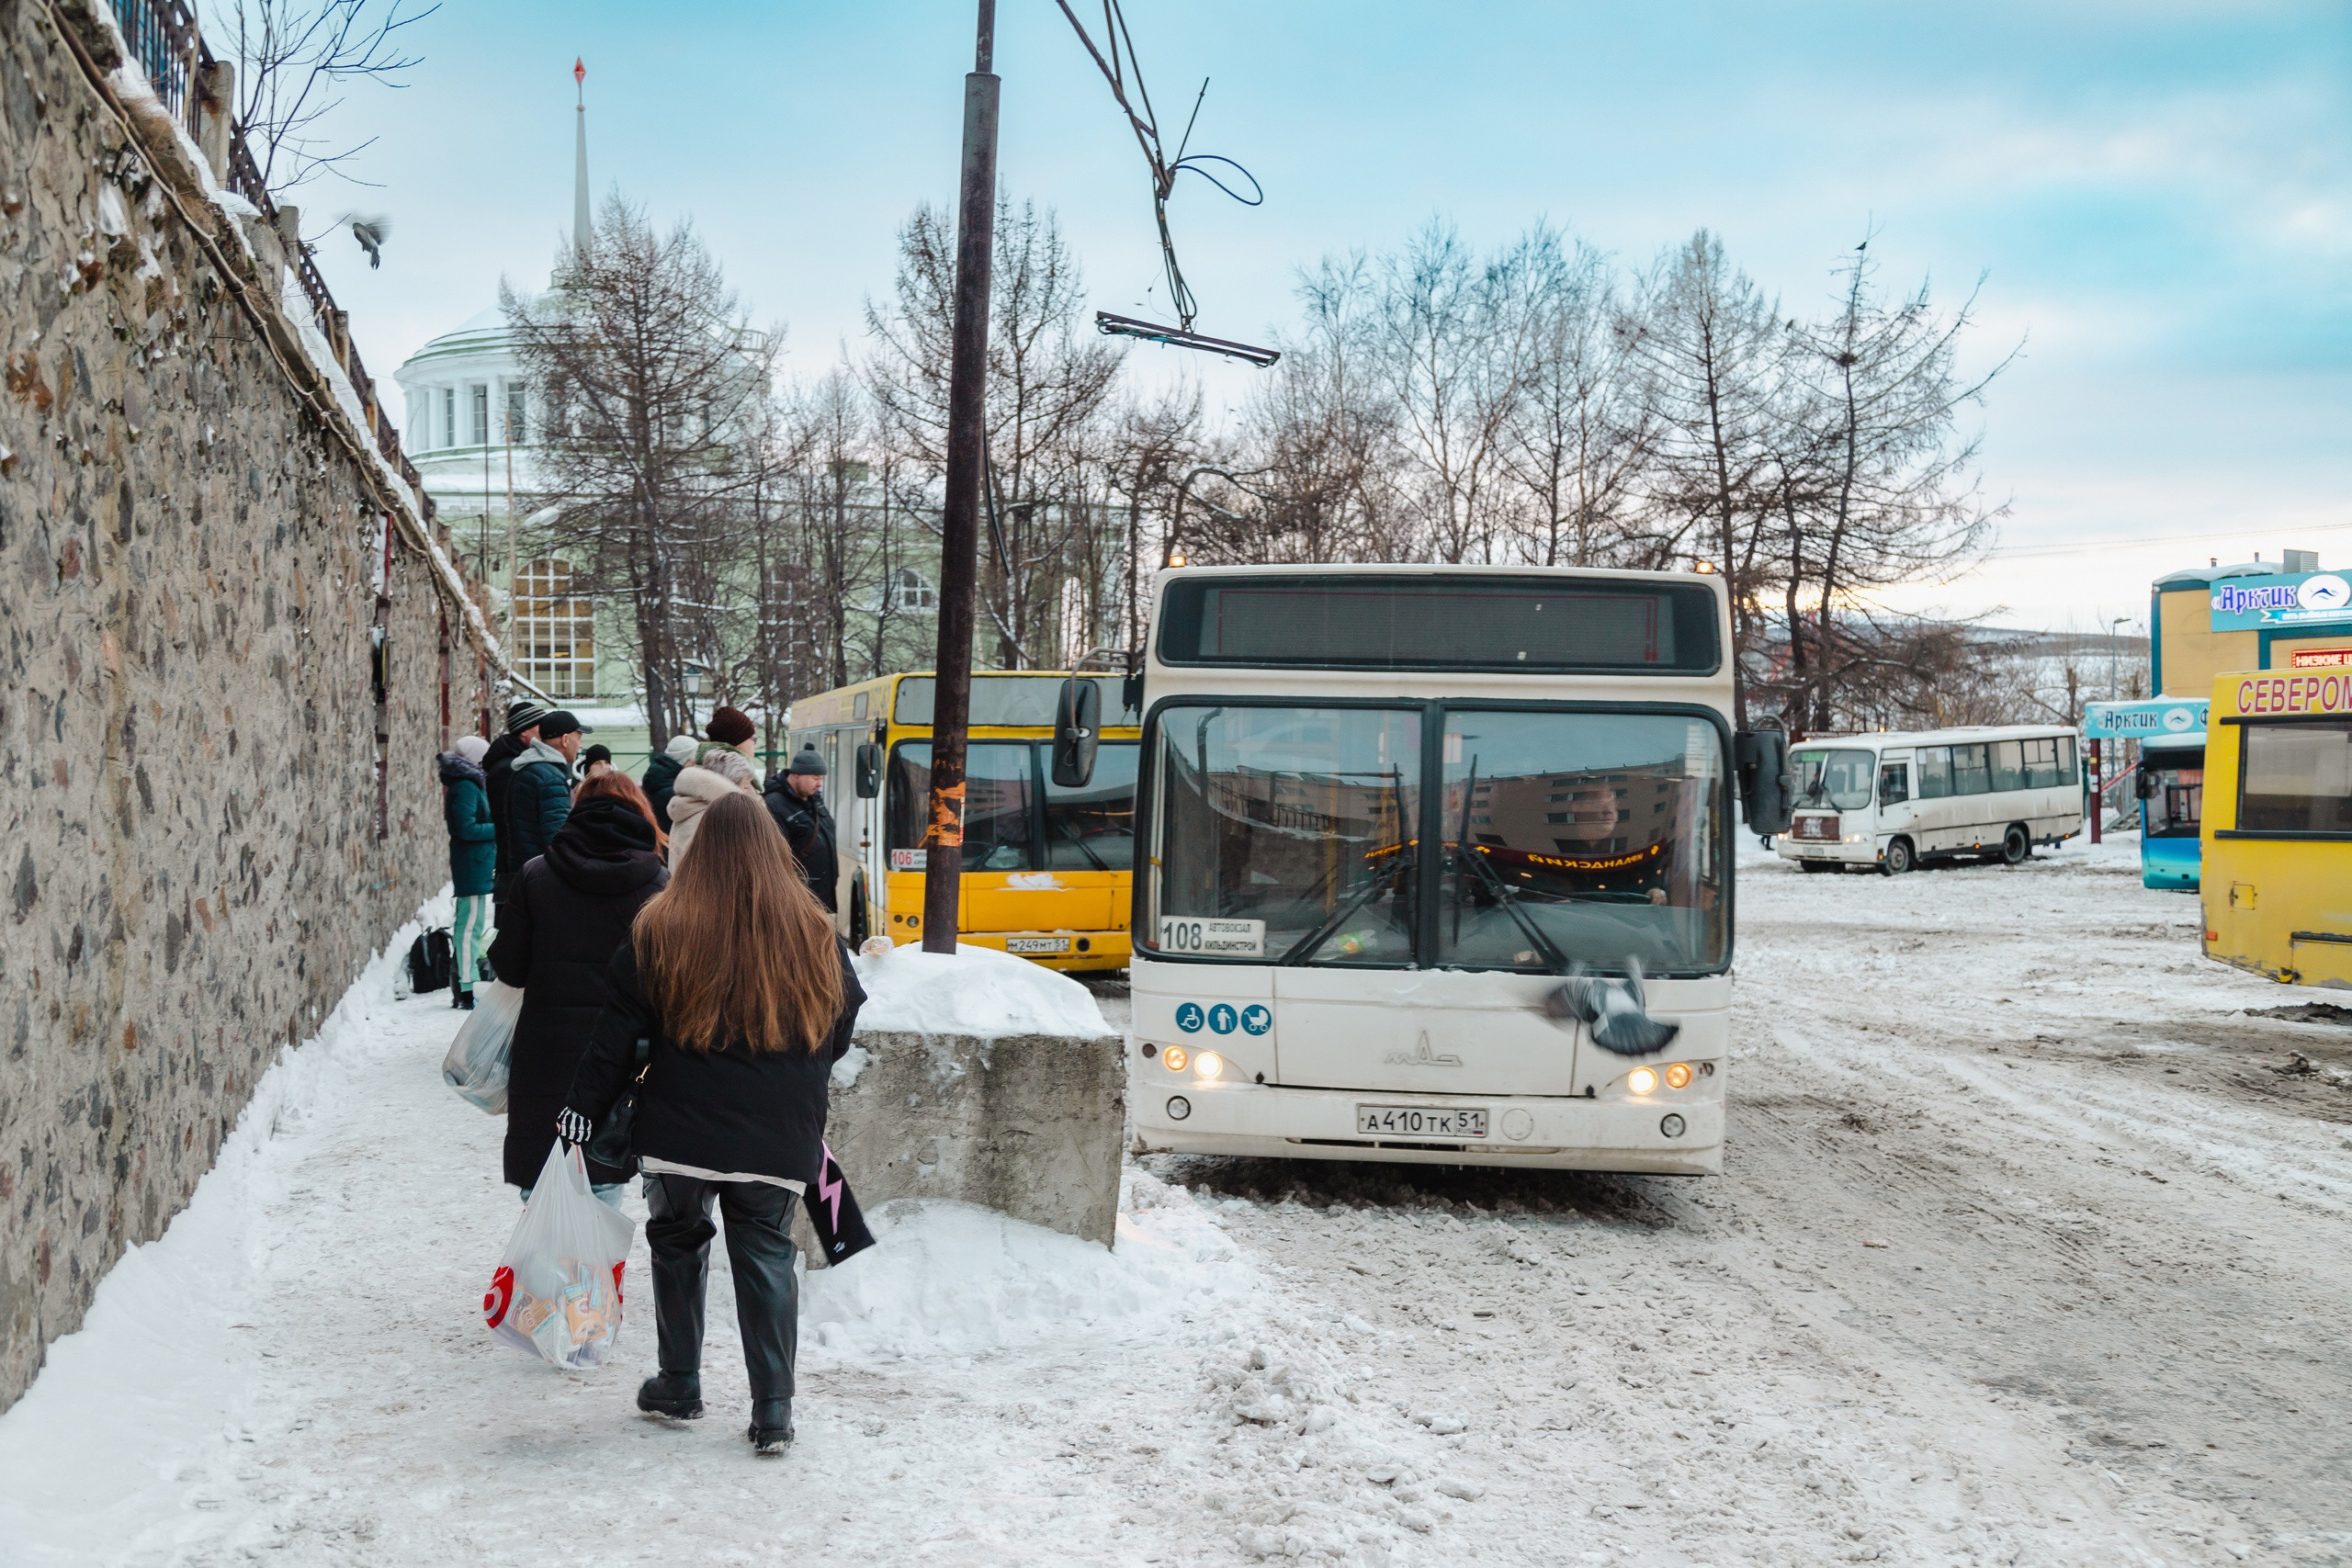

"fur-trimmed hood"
[437, 751, 488, 789]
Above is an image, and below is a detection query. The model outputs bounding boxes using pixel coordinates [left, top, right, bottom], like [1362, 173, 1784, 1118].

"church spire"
[571, 58, 591, 267]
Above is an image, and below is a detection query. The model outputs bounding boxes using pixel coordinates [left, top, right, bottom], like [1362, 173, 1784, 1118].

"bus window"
[1792, 748, 1874, 810]
[1439, 712, 1725, 975]
[1043, 743, 1138, 871]
[1150, 705, 1420, 965]
[2057, 735, 2078, 784]
[887, 741, 1036, 871]
[2238, 721, 2352, 833]
[1917, 747, 1952, 798]
[2020, 737, 2064, 788]
[1951, 743, 1992, 796]
[1991, 740, 2025, 793]
[1878, 762, 1909, 805]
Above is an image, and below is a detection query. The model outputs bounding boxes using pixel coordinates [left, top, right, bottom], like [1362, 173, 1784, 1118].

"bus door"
[2139, 740, 2203, 890]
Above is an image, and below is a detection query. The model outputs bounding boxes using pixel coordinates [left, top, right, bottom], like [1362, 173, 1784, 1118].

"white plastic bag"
[442, 980, 522, 1113]
[482, 1142, 635, 1369]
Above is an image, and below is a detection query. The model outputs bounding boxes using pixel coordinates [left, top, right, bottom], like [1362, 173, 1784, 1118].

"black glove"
[555, 1108, 593, 1146]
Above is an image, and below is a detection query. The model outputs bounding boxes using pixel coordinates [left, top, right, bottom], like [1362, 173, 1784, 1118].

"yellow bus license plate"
[1005, 936, 1071, 954]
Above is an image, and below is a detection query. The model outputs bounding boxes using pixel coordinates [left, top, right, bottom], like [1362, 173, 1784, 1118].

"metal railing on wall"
[107, 0, 435, 521]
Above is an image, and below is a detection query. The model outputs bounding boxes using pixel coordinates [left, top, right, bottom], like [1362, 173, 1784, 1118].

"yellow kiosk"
[2200, 668, 2352, 989]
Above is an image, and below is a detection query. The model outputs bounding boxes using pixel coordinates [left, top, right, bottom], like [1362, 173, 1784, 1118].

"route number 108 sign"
[1156, 916, 1266, 958]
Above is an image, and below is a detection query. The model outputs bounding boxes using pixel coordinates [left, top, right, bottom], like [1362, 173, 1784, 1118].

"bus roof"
[1793, 725, 2078, 749]
[787, 671, 1140, 731]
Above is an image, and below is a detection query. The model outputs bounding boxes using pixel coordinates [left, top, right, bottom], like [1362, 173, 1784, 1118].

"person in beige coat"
[665, 751, 760, 864]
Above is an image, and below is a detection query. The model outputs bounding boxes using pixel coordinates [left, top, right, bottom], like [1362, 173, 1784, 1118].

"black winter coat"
[763, 779, 839, 906]
[641, 751, 684, 832]
[485, 797, 668, 1188]
[564, 938, 865, 1188]
[483, 731, 529, 887]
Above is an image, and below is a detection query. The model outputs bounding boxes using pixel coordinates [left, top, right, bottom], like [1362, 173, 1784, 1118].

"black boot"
[748, 1397, 794, 1454]
[637, 1371, 703, 1420]
[452, 988, 476, 1010]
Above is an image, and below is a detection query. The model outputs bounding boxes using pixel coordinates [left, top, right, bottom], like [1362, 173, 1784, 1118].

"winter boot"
[748, 1398, 794, 1455]
[637, 1371, 704, 1420]
[452, 989, 476, 1010]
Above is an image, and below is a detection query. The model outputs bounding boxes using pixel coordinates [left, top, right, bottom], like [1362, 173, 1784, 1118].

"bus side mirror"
[1735, 729, 1792, 834]
[854, 743, 883, 799]
[2135, 767, 2156, 801]
[1052, 677, 1101, 789]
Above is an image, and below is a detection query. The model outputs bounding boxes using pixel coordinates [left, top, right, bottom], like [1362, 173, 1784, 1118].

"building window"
[441, 387, 456, 448]
[469, 384, 490, 446]
[892, 568, 937, 613]
[513, 558, 596, 699]
[504, 383, 527, 445]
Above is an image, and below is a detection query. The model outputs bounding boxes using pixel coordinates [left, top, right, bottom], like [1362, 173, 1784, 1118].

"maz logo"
[1383, 1032, 1463, 1067]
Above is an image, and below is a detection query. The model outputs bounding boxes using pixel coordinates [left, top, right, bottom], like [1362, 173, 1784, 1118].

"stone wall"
[0, 0, 497, 1409]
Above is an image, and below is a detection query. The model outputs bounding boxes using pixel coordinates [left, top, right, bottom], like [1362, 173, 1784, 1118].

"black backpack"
[406, 928, 454, 994]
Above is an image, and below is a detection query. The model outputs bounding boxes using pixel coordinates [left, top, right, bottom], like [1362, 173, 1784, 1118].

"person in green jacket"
[510, 711, 588, 867]
[439, 735, 499, 1009]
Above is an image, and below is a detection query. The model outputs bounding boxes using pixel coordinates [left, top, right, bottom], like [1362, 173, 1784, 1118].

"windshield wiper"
[1453, 840, 1573, 976]
[1277, 843, 1411, 964]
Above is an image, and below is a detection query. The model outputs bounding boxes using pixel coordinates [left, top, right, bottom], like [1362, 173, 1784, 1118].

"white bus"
[1775, 725, 2083, 874]
[1118, 564, 1789, 1177]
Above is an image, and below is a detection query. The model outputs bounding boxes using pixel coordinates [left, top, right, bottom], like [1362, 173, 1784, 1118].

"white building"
[391, 64, 600, 703]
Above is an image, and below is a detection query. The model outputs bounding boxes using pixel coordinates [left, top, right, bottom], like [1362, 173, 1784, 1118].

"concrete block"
[804, 1029, 1127, 1260]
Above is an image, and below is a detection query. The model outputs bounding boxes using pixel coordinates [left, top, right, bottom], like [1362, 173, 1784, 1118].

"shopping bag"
[482, 1142, 635, 1370]
[442, 980, 522, 1113]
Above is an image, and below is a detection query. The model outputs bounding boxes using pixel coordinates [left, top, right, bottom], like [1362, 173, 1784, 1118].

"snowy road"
[5, 840, 2351, 1565]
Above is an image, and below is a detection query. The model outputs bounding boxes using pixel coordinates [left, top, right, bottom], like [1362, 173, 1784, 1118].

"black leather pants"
[642, 1173, 800, 1403]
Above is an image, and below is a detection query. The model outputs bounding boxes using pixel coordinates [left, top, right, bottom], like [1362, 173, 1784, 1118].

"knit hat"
[504, 698, 554, 737]
[664, 733, 699, 763]
[454, 735, 490, 765]
[706, 705, 756, 747]
[582, 743, 613, 768]
[787, 745, 827, 778]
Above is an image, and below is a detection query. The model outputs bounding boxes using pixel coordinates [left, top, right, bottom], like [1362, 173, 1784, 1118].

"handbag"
[586, 1037, 651, 1174]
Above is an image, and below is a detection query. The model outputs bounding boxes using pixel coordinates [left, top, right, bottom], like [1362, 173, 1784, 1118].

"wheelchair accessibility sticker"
[1174, 1002, 1273, 1036]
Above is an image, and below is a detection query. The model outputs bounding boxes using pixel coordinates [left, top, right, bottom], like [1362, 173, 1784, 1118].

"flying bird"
[1541, 959, 1681, 1057]
[345, 214, 391, 269]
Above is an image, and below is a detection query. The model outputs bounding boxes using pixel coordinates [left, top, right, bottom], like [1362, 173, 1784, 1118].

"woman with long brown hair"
[559, 791, 864, 1454]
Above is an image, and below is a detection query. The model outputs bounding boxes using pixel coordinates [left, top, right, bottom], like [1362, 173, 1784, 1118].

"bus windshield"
[1792, 748, 1875, 811]
[1147, 705, 1727, 974]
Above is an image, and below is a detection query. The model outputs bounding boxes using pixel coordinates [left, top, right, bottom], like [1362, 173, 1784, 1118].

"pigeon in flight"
[347, 214, 391, 269]
[1542, 959, 1681, 1056]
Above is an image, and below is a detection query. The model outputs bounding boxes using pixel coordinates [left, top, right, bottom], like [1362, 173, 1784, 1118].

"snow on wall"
[0, 0, 494, 1413]
[852, 943, 1113, 1040]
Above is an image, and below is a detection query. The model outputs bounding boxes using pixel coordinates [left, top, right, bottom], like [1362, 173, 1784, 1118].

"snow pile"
[800, 1173, 1250, 1363]
[852, 942, 1109, 1039]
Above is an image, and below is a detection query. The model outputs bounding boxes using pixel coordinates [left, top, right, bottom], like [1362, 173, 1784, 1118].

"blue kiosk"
[2083, 698, 2208, 890]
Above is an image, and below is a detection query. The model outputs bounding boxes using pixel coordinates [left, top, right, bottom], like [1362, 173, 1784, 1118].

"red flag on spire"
[573, 57, 585, 86]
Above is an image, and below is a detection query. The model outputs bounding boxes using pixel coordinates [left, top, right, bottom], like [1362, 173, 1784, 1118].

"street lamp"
[2108, 616, 2132, 702]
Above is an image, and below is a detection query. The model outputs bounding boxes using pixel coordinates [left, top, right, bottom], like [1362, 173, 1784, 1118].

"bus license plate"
[1005, 936, 1070, 954]
[1357, 1105, 1488, 1139]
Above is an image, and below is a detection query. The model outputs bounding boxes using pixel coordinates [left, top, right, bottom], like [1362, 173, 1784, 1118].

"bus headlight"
[1194, 1051, 1224, 1080]
[1164, 1046, 1189, 1072]
[1627, 1067, 1659, 1095]
[1664, 1062, 1692, 1089]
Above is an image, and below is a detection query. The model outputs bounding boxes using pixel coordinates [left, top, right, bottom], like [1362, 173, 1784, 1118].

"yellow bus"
[2200, 668, 2352, 988]
[784, 671, 1142, 973]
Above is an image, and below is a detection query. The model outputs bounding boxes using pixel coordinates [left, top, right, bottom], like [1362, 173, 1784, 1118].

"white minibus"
[1776, 726, 2083, 874]
[1122, 564, 1791, 1177]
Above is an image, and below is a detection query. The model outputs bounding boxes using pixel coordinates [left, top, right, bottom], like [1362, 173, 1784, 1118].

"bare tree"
[1497, 232, 1655, 567]
[1622, 231, 1789, 720]
[865, 196, 1125, 668]
[204, 0, 435, 192]
[502, 195, 780, 749]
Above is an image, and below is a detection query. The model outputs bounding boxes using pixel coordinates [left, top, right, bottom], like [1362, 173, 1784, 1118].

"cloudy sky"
[286, 0, 2351, 634]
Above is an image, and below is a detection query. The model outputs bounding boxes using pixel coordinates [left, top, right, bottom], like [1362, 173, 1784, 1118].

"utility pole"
[922, 0, 1000, 954]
